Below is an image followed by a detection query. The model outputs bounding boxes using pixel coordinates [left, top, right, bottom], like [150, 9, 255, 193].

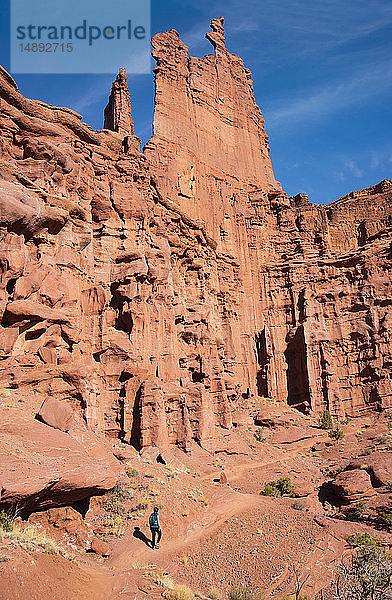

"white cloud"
[344, 160, 362, 178]
[73, 84, 108, 115]
[266, 60, 392, 130]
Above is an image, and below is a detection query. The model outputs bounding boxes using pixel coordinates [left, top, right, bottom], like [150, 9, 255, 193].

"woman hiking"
[149, 506, 162, 549]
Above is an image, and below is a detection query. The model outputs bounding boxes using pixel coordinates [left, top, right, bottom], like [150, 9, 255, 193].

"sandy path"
[106, 438, 326, 598]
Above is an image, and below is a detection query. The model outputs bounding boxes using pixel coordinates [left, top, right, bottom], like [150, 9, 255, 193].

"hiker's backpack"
[149, 512, 159, 528]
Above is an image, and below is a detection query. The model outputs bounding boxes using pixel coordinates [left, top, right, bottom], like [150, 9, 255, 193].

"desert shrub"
[208, 587, 225, 600]
[347, 533, 381, 549]
[0, 554, 8, 562]
[126, 465, 139, 478]
[130, 494, 149, 512]
[292, 500, 306, 511]
[104, 482, 133, 504]
[132, 502, 148, 512]
[342, 499, 367, 521]
[385, 481, 392, 492]
[319, 410, 333, 430]
[103, 482, 133, 516]
[320, 541, 392, 599]
[260, 477, 295, 498]
[254, 427, 265, 443]
[379, 510, 392, 529]
[153, 568, 174, 588]
[166, 584, 194, 600]
[102, 482, 138, 534]
[228, 585, 262, 600]
[0, 523, 77, 562]
[328, 427, 344, 441]
[102, 515, 124, 538]
[0, 511, 13, 533]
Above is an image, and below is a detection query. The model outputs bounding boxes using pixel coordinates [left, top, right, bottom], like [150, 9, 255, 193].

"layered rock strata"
[0, 18, 391, 503]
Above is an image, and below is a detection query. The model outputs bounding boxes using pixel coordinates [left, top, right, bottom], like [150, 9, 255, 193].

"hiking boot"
[155, 543, 160, 549]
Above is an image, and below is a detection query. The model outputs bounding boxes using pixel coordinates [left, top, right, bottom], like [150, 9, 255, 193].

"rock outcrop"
[0, 18, 391, 511]
[0, 407, 120, 511]
[104, 67, 135, 137]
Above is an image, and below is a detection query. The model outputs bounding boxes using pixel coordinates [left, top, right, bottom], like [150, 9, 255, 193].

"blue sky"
[1, 0, 391, 204]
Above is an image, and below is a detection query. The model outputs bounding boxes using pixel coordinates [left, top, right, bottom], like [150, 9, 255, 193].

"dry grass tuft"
[153, 568, 174, 588]
[0, 523, 77, 563]
[207, 587, 225, 600]
[166, 584, 194, 600]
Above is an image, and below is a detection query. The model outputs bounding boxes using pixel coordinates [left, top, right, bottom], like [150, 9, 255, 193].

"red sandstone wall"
[0, 19, 391, 460]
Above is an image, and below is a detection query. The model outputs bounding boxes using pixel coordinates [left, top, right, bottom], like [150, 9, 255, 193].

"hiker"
[149, 506, 162, 549]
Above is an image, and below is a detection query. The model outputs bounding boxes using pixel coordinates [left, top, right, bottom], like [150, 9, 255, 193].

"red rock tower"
[144, 17, 279, 242]
[104, 67, 134, 136]
[205, 16, 226, 51]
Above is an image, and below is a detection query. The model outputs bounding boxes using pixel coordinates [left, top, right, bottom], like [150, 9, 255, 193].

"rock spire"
[104, 67, 134, 136]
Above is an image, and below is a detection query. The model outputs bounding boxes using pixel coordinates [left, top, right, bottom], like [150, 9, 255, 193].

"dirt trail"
[111, 438, 311, 569]
[106, 436, 328, 598]
[110, 489, 259, 570]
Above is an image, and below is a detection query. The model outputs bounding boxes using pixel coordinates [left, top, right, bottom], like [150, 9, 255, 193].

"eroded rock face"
[0, 407, 120, 511]
[0, 17, 391, 510]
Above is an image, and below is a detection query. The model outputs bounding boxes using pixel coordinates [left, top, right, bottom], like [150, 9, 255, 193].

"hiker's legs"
[157, 529, 162, 544]
[151, 529, 156, 548]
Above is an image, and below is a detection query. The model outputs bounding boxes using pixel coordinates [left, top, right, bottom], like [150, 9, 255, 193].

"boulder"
[330, 469, 375, 502]
[0, 407, 121, 512]
[37, 398, 75, 432]
[366, 453, 392, 487]
[90, 537, 111, 557]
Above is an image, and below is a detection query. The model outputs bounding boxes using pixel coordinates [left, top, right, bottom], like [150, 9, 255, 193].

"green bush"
[328, 427, 344, 441]
[343, 499, 367, 521]
[254, 427, 265, 443]
[0, 511, 13, 533]
[126, 465, 139, 478]
[380, 510, 392, 528]
[347, 533, 381, 549]
[292, 500, 306, 511]
[260, 477, 295, 498]
[323, 540, 392, 599]
[319, 410, 333, 430]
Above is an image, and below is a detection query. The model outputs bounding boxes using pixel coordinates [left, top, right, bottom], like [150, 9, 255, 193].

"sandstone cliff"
[0, 19, 391, 509]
